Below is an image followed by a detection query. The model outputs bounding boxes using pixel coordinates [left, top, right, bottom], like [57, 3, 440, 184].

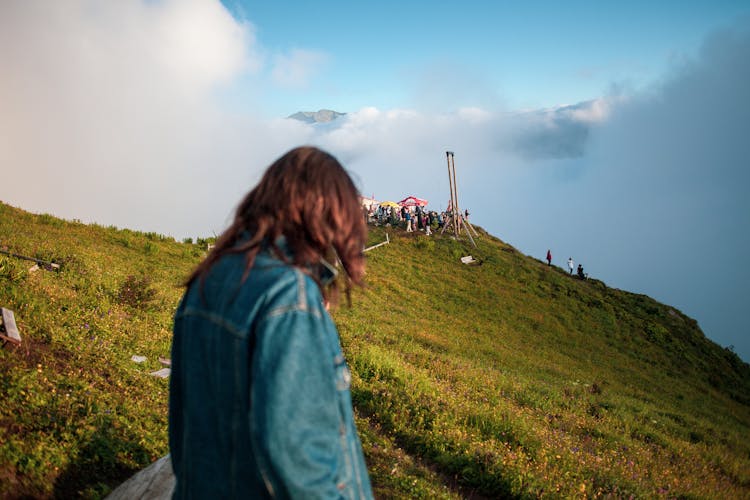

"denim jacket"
[169, 243, 373, 499]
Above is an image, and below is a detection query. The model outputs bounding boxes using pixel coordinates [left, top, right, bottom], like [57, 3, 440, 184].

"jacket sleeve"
[250, 295, 343, 499]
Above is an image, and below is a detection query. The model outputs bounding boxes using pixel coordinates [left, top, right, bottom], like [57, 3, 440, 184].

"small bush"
[144, 241, 159, 255]
[0, 257, 24, 283]
[117, 275, 157, 309]
[413, 237, 435, 251]
[196, 237, 216, 249]
[38, 213, 64, 228]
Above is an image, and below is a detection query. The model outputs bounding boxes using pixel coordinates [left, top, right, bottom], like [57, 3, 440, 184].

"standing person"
[568, 257, 574, 274]
[546, 249, 552, 266]
[405, 209, 413, 232]
[169, 147, 374, 499]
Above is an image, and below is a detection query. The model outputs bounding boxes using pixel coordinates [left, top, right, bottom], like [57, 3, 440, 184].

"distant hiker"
[425, 215, 432, 235]
[405, 210, 413, 232]
[169, 147, 373, 499]
[546, 249, 552, 266]
[464, 209, 470, 220]
[577, 264, 586, 279]
[568, 257, 574, 274]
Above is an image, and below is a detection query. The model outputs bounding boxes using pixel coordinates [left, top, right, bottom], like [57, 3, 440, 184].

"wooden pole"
[442, 151, 476, 247]
[450, 153, 462, 236]
[461, 215, 477, 248]
[442, 152, 454, 236]
[363, 232, 390, 253]
[0, 249, 60, 270]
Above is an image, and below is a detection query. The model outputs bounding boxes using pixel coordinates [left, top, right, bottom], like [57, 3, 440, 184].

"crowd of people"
[366, 201, 587, 280]
[364, 202, 470, 236]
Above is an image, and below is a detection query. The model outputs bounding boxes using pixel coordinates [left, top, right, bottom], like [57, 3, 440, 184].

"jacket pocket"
[334, 353, 352, 391]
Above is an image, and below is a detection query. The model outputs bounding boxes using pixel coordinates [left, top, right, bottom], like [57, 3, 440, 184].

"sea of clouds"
[1, 1, 748, 360]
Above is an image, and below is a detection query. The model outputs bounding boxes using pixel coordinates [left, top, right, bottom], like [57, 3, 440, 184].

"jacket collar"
[243, 232, 338, 286]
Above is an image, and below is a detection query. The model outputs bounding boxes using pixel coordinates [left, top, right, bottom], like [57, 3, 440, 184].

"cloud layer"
[0, 0, 312, 237]
[303, 23, 750, 360]
[0, 2, 747, 360]
[0, 0, 610, 237]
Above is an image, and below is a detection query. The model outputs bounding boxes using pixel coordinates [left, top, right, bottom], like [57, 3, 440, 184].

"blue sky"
[223, 1, 749, 114]
[1, 1, 748, 362]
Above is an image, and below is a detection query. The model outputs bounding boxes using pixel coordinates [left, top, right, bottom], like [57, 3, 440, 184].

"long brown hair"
[187, 146, 367, 304]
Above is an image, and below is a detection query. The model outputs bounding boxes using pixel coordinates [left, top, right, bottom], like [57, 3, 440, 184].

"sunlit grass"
[339, 225, 750, 498]
[0, 202, 748, 498]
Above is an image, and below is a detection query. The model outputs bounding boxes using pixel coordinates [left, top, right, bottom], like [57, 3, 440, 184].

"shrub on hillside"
[144, 241, 159, 255]
[0, 257, 24, 283]
[196, 237, 216, 249]
[37, 213, 64, 228]
[413, 237, 435, 251]
[117, 275, 156, 309]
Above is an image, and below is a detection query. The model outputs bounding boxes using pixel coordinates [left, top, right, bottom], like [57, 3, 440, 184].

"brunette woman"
[169, 147, 373, 499]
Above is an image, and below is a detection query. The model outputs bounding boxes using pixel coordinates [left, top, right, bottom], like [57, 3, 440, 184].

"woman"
[169, 147, 373, 499]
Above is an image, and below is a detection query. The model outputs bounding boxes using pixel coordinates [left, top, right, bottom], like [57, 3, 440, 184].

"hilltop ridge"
[0, 201, 748, 498]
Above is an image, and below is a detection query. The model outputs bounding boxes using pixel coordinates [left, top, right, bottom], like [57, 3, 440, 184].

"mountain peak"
[288, 109, 346, 124]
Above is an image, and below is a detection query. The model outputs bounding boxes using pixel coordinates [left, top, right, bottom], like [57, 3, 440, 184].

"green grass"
[0, 201, 748, 498]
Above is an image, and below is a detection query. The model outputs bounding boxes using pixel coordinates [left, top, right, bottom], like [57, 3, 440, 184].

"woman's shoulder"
[254, 261, 325, 319]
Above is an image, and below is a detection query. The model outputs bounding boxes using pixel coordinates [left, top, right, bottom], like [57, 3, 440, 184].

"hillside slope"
[0, 202, 748, 498]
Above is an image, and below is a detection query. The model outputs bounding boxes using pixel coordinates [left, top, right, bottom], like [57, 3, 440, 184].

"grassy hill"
[0, 201, 748, 499]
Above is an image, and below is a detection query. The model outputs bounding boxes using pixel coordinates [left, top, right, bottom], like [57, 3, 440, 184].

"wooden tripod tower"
[441, 151, 479, 247]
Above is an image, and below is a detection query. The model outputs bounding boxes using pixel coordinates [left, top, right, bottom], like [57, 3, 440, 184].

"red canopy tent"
[398, 196, 428, 207]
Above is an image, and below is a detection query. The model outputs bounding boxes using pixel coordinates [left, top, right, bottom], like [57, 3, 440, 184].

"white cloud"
[473, 23, 750, 361]
[1, 2, 747, 361]
[456, 107, 493, 124]
[293, 22, 750, 361]
[271, 49, 329, 88]
[154, 0, 262, 86]
[562, 99, 611, 123]
[0, 0, 275, 238]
